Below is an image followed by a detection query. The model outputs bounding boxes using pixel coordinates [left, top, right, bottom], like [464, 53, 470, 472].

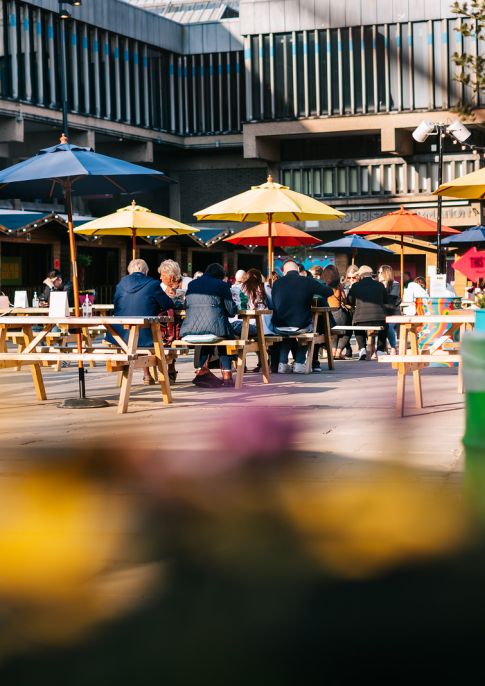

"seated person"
[40, 269, 64, 306]
[232, 268, 273, 337]
[180, 263, 238, 388]
[347, 265, 388, 360]
[158, 259, 185, 382]
[40, 269, 75, 307]
[106, 259, 173, 385]
[271, 260, 332, 374]
[402, 271, 428, 316]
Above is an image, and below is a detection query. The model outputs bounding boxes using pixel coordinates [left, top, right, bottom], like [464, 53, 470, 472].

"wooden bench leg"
[234, 348, 246, 389]
[255, 316, 270, 384]
[322, 312, 334, 370]
[396, 364, 406, 416]
[304, 338, 314, 374]
[409, 330, 423, 409]
[23, 327, 47, 400]
[150, 324, 172, 405]
[118, 362, 135, 414]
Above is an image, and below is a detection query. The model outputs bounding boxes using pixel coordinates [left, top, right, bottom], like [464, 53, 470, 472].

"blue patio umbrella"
[0, 136, 171, 405]
[316, 234, 395, 264]
[441, 225, 485, 245]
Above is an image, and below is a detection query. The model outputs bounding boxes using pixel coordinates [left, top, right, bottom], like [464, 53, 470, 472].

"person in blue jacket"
[106, 259, 173, 385]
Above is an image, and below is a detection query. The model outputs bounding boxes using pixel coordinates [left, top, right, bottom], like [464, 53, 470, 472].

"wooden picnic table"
[380, 310, 475, 415]
[0, 304, 114, 316]
[0, 316, 172, 413]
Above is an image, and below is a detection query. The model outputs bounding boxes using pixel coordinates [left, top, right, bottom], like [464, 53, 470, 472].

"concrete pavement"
[0, 354, 465, 479]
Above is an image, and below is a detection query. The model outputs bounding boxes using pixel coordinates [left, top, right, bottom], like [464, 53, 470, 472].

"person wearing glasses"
[377, 265, 401, 355]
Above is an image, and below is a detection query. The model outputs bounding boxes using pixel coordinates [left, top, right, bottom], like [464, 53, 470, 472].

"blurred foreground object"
[0, 410, 484, 684]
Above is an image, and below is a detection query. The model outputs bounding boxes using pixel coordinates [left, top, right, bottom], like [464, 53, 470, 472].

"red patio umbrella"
[224, 222, 320, 265]
[345, 206, 460, 294]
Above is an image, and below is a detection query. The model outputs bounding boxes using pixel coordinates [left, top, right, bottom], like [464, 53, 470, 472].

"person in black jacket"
[347, 265, 388, 361]
[271, 260, 333, 373]
[181, 263, 238, 388]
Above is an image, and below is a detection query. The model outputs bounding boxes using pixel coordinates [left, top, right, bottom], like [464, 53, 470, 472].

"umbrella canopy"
[345, 206, 459, 293]
[441, 225, 485, 245]
[317, 235, 395, 251]
[74, 200, 198, 260]
[317, 235, 395, 265]
[434, 167, 485, 200]
[195, 175, 344, 273]
[224, 222, 320, 248]
[0, 142, 170, 200]
[344, 206, 459, 237]
[0, 135, 172, 402]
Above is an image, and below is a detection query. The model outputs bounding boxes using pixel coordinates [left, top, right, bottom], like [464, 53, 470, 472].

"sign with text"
[452, 247, 485, 282]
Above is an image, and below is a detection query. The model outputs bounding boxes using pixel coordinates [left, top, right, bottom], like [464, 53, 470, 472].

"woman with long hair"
[322, 264, 353, 360]
[238, 268, 275, 372]
[377, 264, 401, 354]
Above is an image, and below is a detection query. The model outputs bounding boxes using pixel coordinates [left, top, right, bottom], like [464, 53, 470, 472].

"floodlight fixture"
[446, 119, 472, 143]
[59, 7, 71, 19]
[412, 120, 436, 143]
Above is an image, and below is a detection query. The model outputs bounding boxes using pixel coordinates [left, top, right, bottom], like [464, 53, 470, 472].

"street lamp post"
[412, 119, 472, 274]
[58, 1, 82, 138]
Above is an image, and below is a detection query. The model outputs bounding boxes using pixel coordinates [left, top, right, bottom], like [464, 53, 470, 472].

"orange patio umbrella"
[345, 206, 460, 294]
[224, 222, 321, 250]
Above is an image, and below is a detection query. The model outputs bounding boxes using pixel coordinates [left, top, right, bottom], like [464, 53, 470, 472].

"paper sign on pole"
[429, 274, 449, 297]
[13, 291, 28, 308]
[427, 265, 437, 277]
[48, 291, 70, 317]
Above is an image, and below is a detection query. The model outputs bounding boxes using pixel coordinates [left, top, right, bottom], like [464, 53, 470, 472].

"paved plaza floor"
[0, 354, 465, 479]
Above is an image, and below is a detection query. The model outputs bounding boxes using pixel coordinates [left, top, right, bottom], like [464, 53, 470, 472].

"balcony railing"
[280, 155, 480, 201]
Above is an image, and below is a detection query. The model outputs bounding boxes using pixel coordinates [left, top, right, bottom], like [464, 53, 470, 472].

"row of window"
[0, 1, 479, 135]
[0, 0, 244, 134]
[280, 155, 480, 200]
[246, 19, 476, 120]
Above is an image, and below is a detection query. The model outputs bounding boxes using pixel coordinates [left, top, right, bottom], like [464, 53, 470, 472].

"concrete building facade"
[0, 0, 482, 297]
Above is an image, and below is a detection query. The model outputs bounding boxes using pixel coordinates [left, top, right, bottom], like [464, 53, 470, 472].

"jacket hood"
[118, 272, 155, 295]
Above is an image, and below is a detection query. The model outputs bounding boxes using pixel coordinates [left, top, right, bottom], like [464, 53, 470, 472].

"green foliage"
[451, 1, 485, 113]
[77, 253, 93, 268]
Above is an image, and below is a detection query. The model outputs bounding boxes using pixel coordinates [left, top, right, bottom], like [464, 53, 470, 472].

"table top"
[387, 310, 475, 324]
[0, 316, 156, 326]
[0, 305, 114, 315]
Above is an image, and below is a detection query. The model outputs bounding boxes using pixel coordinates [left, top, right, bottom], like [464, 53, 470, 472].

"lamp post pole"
[436, 123, 445, 275]
[58, 3, 69, 138]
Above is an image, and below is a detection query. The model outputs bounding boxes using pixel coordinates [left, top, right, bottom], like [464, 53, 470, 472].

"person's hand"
[39, 300, 48, 308]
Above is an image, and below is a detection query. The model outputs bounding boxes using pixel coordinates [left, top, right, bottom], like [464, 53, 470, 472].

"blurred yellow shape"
[0, 472, 129, 601]
[279, 470, 469, 578]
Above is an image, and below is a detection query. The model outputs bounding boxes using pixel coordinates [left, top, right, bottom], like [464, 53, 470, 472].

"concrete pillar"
[0, 118, 24, 143]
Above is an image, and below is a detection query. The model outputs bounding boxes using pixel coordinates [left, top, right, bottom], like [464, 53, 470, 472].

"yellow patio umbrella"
[194, 175, 345, 273]
[74, 200, 198, 259]
[434, 166, 485, 199]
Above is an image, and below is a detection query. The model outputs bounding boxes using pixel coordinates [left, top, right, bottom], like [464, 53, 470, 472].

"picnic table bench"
[0, 316, 173, 413]
[378, 311, 475, 416]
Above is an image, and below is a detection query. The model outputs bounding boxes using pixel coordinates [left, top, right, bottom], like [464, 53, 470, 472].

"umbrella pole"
[352, 249, 356, 266]
[64, 181, 86, 399]
[267, 213, 273, 276]
[400, 234, 404, 298]
[132, 229, 137, 261]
